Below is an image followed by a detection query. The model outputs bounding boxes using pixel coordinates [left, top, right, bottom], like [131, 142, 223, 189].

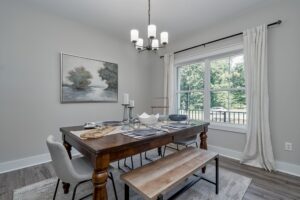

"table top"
[60, 121, 209, 155]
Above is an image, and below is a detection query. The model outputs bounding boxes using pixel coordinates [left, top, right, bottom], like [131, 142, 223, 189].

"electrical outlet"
[285, 142, 293, 151]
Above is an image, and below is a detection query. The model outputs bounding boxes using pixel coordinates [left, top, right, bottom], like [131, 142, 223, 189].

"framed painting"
[60, 53, 118, 103]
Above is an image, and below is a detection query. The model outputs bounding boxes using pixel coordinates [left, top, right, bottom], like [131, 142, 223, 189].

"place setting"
[70, 93, 175, 140]
[70, 91, 198, 142]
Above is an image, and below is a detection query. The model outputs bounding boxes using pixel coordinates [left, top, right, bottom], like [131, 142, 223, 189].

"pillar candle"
[123, 93, 129, 104]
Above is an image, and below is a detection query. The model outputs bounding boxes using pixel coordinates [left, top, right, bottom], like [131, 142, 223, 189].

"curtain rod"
[160, 20, 282, 59]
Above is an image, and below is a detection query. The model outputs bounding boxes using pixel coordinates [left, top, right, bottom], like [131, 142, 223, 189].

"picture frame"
[60, 53, 118, 103]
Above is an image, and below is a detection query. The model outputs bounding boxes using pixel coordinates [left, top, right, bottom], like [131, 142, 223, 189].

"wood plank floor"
[0, 156, 299, 200]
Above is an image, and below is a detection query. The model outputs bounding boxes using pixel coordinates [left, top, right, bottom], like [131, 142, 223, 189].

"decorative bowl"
[138, 112, 159, 125]
[168, 114, 188, 122]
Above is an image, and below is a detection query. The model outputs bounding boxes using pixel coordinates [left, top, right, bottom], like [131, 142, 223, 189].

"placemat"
[71, 126, 132, 139]
[122, 128, 167, 139]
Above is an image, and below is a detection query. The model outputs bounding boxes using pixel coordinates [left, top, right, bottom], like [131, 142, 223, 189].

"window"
[176, 51, 246, 127]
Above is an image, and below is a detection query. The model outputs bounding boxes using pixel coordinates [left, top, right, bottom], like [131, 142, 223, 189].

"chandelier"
[130, 0, 169, 51]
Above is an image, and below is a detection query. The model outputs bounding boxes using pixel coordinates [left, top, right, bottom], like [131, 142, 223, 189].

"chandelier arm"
[134, 44, 147, 48]
[138, 48, 148, 53]
[158, 45, 166, 48]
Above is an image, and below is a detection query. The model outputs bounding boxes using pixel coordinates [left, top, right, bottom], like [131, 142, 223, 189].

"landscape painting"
[61, 53, 118, 103]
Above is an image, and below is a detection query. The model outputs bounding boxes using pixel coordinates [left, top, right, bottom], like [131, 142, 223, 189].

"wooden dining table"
[60, 121, 209, 200]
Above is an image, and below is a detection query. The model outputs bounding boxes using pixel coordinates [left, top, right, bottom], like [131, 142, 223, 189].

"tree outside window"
[177, 53, 246, 125]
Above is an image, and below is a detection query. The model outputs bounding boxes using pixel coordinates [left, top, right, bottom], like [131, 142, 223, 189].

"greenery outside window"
[176, 51, 246, 129]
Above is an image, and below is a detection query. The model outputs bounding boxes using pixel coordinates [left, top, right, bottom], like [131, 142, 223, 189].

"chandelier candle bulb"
[130, 29, 139, 43]
[123, 93, 129, 104]
[161, 32, 168, 45]
[136, 38, 144, 50]
[148, 24, 156, 39]
[152, 39, 159, 50]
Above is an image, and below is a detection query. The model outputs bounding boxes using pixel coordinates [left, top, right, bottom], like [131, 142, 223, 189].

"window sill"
[208, 122, 247, 134]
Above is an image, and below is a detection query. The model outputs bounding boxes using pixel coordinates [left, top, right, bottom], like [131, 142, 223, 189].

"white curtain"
[163, 53, 175, 115]
[241, 25, 275, 171]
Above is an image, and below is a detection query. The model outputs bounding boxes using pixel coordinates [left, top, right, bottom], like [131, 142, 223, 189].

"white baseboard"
[1, 146, 299, 177]
[275, 160, 300, 177]
[208, 144, 300, 177]
[0, 150, 81, 174]
[208, 145, 243, 160]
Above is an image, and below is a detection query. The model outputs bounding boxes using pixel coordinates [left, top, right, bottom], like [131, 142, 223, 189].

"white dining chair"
[46, 135, 118, 200]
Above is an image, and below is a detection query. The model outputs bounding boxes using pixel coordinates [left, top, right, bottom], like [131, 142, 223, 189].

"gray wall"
[152, 0, 300, 165]
[0, 0, 299, 168]
[0, 0, 153, 162]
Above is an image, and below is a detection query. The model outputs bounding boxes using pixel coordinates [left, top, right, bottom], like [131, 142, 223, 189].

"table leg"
[157, 147, 162, 157]
[62, 141, 72, 194]
[93, 155, 110, 200]
[62, 183, 70, 194]
[64, 141, 72, 159]
[200, 126, 208, 173]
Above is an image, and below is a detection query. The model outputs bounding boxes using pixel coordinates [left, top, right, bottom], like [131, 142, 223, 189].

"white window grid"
[175, 50, 246, 126]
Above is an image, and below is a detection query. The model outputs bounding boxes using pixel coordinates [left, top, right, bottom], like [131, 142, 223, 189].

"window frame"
[176, 61, 205, 117]
[174, 47, 247, 133]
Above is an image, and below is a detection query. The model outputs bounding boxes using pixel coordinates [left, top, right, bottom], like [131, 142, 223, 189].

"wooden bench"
[121, 147, 219, 200]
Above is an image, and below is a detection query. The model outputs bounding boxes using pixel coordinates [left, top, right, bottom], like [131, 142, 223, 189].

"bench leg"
[125, 184, 129, 200]
[215, 156, 219, 194]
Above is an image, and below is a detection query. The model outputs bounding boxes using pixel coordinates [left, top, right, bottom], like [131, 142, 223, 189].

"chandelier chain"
[148, 0, 151, 25]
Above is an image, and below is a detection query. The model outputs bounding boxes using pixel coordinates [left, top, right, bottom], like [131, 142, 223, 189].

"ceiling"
[19, 0, 277, 42]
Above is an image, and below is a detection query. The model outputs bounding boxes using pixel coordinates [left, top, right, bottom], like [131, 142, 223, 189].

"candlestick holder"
[128, 106, 134, 121]
[121, 104, 130, 130]
[122, 104, 130, 122]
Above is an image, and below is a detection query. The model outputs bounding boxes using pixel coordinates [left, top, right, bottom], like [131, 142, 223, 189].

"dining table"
[60, 121, 210, 200]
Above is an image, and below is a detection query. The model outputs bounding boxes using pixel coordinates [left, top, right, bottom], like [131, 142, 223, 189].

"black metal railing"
[178, 109, 247, 125]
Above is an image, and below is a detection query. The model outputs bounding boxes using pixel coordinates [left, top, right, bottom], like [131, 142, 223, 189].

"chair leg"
[215, 156, 219, 194]
[71, 180, 91, 200]
[125, 184, 129, 200]
[117, 160, 127, 173]
[176, 144, 179, 150]
[72, 182, 80, 200]
[124, 157, 133, 170]
[124, 158, 127, 167]
[140, 153, 143, 166]
[145, 151, 153, 162]
[109, 172, 119, 200]
[162, 145, 167, 157]
[53, 178, 60, 200]
[131, 156, 134, 169]
[196, 142, 198, 148]
[79, 193, 92, 200]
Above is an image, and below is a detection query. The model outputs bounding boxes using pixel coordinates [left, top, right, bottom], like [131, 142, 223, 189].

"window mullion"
[175, 67, 179, 114]
[204, 59, 210, 121]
